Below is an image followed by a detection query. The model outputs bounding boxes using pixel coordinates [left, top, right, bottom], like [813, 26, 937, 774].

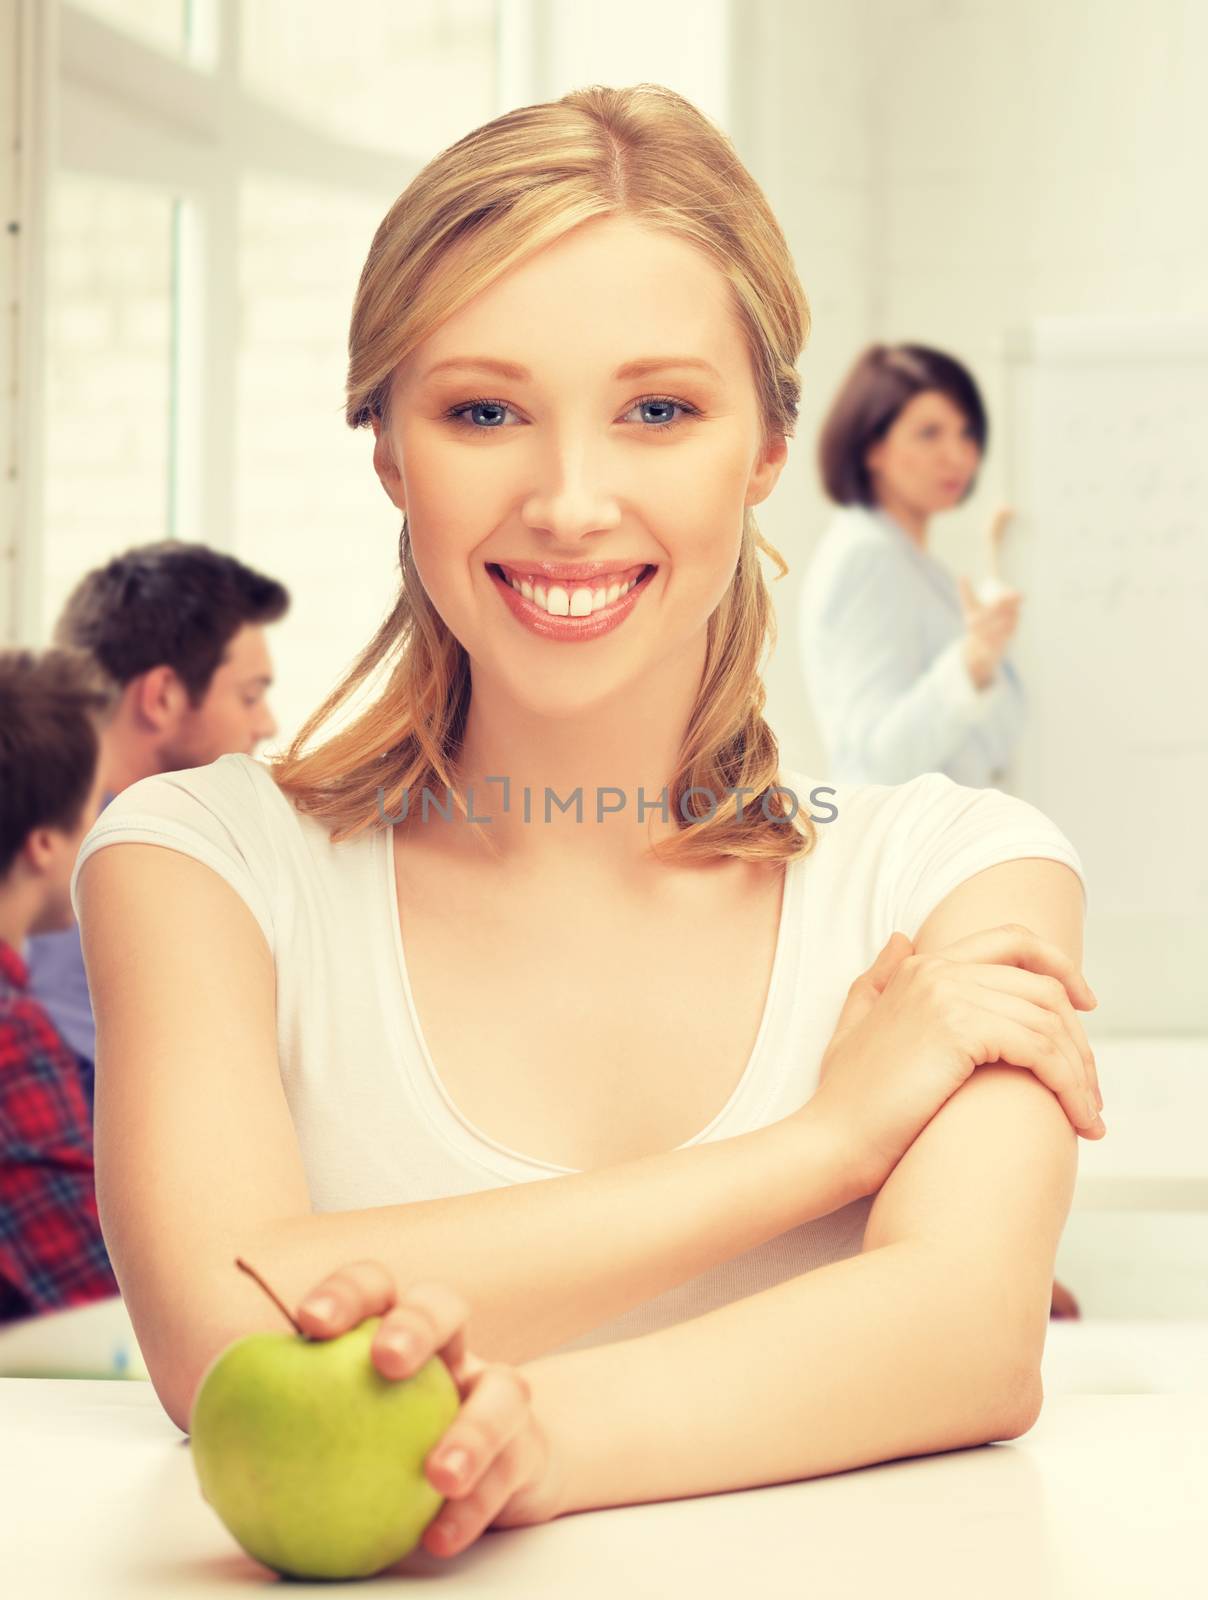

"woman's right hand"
[958, 575, 1022, 685]
[806, 926, 1105, 1199]
[293, 1264, 568, 1558]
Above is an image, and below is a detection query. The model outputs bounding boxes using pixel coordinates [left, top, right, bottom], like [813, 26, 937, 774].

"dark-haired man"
[25, 541, 288, 1115]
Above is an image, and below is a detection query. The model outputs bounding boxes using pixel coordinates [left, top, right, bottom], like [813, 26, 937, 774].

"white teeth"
[506, 570, 642, 616]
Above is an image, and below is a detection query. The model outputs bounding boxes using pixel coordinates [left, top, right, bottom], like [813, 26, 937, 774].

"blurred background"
[1, 0, 1205, 1376]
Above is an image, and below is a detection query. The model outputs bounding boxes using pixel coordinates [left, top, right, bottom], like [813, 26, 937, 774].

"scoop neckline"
[380, 817, 804, 1182]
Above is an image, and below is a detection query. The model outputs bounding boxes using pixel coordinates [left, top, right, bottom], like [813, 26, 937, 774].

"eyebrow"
[419, 354, 723, 384]
[243, 675, 273, 688]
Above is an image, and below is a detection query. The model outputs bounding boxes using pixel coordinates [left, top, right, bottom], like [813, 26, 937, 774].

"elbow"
[989, 1361, 1044, 1441]
[117, 1316, 214, 1436]
[844, 711, 919, 785]
[151, 1361, 193, 1437]
[162, 1347, 224, 1437]
[151, 1335, 231, 1437]
[854, 738, 916, 788]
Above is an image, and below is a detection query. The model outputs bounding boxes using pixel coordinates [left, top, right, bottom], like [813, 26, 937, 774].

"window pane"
[235, 177, 404, 752]
[70, 0, 190, 58]
[42, 175, 177, 638]
[239, 0, 497, 158]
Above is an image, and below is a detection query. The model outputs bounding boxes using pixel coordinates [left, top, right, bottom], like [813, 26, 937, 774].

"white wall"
[0, 0, 16, 643]
[743, 0, 1207, 777]
[728, 0, 879, 777]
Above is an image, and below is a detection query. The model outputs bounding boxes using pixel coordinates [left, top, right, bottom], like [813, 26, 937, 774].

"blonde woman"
[73, 85, 1104, 1563]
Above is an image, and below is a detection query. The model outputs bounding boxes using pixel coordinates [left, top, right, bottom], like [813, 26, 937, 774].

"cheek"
[406, 529, 482, 639]
[664, 511, 745, 619]
[204, 697, 244, 739]
[404, 441, 502, 524]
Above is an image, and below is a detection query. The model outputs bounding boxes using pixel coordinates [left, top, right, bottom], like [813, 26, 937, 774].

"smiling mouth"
[488, 563, 656, 607]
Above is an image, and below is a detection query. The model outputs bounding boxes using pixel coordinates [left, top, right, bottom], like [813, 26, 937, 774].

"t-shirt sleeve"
[69, 753, 277, 955]
[888, 771, 1089, 939]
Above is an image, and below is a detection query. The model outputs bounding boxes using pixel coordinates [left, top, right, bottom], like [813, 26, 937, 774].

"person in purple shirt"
[25, 541, 289, 1113]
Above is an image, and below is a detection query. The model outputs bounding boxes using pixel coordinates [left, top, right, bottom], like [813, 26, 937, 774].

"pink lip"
[488, 562, 656, 641]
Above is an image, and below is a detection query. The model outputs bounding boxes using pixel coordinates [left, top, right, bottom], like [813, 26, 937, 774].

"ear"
[864, 437, 885, 478]
[19, 825, 57, 872]
[744, 434, 789, 509]
[135, 665, 187, 730]
[371, 416, 407, 514]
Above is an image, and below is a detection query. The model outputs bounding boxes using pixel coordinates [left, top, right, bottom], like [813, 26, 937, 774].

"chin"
[502, 663, 639, 722]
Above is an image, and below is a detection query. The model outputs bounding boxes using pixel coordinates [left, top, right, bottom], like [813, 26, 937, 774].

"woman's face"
[864, 388, 982, 515]
[372, 214, 787, 719]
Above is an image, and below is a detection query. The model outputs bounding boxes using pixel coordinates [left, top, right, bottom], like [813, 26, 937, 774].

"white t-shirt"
[69, 752, 1088, 1359]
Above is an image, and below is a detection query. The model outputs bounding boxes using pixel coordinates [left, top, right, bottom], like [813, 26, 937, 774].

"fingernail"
[387, 1331, 418, 1365]
[437, 1447, 470, 1482]
[301, 1295, 335, 1320]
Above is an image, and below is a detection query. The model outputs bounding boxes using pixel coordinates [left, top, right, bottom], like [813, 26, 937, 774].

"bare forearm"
[182, 1109, 856, 1418]
[524, 1240, 1040, 1516]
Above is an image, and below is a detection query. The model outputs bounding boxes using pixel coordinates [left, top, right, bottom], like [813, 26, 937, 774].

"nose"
[521, 441, 623, 542]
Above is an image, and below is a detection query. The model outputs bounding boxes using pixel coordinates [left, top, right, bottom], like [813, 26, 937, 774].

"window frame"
[7, 0, 525, 646]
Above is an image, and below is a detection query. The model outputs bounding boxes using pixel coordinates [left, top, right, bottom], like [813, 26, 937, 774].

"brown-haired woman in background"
[70, 86, 1101, 1564]
[799, 343, 1027, 789]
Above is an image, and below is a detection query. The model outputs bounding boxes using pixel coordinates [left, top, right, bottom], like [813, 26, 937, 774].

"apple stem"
[235, 1256, 303, 1335]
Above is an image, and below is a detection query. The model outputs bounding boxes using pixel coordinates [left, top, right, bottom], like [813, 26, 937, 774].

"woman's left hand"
[922, 924, 1100, 1117]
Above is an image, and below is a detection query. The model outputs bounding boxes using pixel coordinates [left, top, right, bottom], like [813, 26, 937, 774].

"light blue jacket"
[797, 503, 1026, 786]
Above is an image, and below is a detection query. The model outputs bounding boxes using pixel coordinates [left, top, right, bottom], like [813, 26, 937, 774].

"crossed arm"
[523, 856, 1083, 1515]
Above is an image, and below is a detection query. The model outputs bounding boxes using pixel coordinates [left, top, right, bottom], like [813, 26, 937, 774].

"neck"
[96, 718, 162, 796]
[0, 888, 39, 958]
[874, 492, 929, 549]
[405, 627, 713, 880]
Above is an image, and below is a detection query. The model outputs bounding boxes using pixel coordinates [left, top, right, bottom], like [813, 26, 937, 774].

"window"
[16, 0, 730, 748]
[70, 0, 190, 60]
[43, 175, 178, 628]
[28, 0, 499, 747]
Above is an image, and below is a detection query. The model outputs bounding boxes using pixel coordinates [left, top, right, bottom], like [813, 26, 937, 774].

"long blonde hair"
[267, 82, 818, 867]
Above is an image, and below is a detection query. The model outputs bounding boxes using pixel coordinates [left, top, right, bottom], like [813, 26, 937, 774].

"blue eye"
[624, 396, 698, 431]
[442, 394, 702, 434]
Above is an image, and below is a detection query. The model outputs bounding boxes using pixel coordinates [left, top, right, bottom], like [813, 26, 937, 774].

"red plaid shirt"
[0, 937, 119, 1324]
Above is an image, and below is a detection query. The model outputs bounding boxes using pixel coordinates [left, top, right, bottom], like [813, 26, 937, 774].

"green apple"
[189, 1315, 461, 1579]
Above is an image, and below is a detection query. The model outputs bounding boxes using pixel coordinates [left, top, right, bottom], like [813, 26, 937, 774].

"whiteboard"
[1002, 318, 1208, 1034]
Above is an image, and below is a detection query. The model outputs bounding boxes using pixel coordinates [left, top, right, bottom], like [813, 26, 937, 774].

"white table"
[1, 1376, 1203, 1598]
